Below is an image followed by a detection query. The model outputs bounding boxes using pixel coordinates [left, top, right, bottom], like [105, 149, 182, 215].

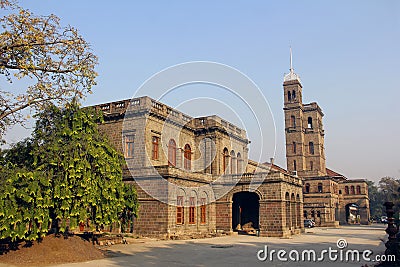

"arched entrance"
[345, 203, 360, 224]
[232, 191, 259, 231]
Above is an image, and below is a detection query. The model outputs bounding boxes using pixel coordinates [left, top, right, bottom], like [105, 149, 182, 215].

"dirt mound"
[0, 234, 104, 266]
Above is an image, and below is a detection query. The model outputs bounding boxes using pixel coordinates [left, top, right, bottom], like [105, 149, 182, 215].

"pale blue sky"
[4, 1, 400, 181]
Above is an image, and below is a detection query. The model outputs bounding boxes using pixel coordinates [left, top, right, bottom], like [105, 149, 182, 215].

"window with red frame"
[176, 196, 184, 224]
[152, 136, 159, 160]
[184, 144, 191, 170]
[200, 198, 206, 224]
[189, 197, 195, 224]
[356, 185, 361, 194]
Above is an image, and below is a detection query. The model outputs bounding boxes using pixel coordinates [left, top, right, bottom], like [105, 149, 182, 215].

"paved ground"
[49, 224, 387, 267]
[0, 224, 389, 267]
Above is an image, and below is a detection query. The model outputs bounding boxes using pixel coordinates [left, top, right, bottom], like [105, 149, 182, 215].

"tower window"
[291, 115, 296, 128]
[350, 185, 355, 195]
[345, 186, 349, 194]
[288, 91, 292, 102]
[292, 90, 296, 100]
[292, 142, 296, 154]
[310, 161, 313, 171]
[309, 142, 315, 155]
[308, 117, 313, 129]
[305, 183, 310, 193]
[356, 185, 361, 194]
[293, 160, 297, 171]
[318, 183, 323, 193]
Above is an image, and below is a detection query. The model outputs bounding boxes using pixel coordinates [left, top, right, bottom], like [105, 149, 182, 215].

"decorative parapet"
[93, 96, 247, 139]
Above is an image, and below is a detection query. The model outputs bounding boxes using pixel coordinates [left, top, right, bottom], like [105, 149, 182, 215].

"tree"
[367, 180, 385, 220]
[0, 0, 97, 140]
[0, 103, 138, 241]
[378, 176, 400, 203]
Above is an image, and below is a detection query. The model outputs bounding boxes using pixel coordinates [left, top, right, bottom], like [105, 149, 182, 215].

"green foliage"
[0, 102, 138, 241]
[367, 177, 400, 221]
[0, 169, 51, 241]
[120, 183, 139, 233]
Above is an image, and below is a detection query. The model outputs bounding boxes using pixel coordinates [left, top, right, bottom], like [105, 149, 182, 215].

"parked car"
[304, 219, 315, 228]
[381, 216, 388, 224]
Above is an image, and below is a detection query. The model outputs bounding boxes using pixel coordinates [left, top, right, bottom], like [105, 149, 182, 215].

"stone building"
[282, 58, 370, 226]
[94, 96, 304, 238]
[93, 57, 369, 238]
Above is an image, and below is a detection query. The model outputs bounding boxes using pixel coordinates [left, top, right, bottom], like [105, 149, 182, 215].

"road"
[54, 225, 388, 266]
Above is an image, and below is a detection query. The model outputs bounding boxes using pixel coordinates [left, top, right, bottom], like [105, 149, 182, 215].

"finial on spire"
[289, 46, 293, 73]
[284, 46, 302, 84]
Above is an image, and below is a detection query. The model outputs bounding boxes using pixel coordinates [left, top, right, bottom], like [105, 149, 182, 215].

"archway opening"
[232, 191, 259, 232]
[345, 203, 360, 224]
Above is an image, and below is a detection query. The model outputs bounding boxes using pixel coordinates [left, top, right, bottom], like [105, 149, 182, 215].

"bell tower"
[283, 48, 305, 175]
[283, 48, 327, 177]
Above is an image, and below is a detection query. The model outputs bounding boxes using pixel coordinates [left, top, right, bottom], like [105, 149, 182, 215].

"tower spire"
[284, 46, 301, 84]
[290, 46, 293, 73]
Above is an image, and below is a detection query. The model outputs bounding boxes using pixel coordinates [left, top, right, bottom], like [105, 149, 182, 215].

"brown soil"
[0, 234, 104, 266]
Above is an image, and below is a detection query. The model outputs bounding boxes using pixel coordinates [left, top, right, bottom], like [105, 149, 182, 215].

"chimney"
[270, 157, 274, 165]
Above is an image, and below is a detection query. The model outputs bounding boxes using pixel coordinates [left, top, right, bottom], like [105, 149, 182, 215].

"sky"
[3, 1, 400, 182]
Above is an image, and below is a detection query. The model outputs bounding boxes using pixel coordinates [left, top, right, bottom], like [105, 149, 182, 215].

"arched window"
[168, 139, 176, 167]
[292, 90, 296, 100]
[292, 142, 296, 154]
[230, 150, 236, 174]
[189, 196, 195, 224]
[308, 117, 313, 129]
[152, 136, 159, 160]
[318, 183, 323, 193]
[223, 148, 229, 173]
[305, 183, 310, 193]
[350, 185, 355, 195]
[200, 197, 207, 224]
[176, 196, 184, 224]
[184, 144, 191, 170]
[317, 211, 321, 217]
[304, 210, 308, 218]
[345, 186, 349, 195]
[309, 142, 315, 155]
[236, 152, 242, 174]
[356, 185, 361, 194]
[288, 91, 292, 101]
[310, 161, 314, 171]
[311, 210, 315, 218]
[291, 115, 296, 127]
[293, 160, 297, 171]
